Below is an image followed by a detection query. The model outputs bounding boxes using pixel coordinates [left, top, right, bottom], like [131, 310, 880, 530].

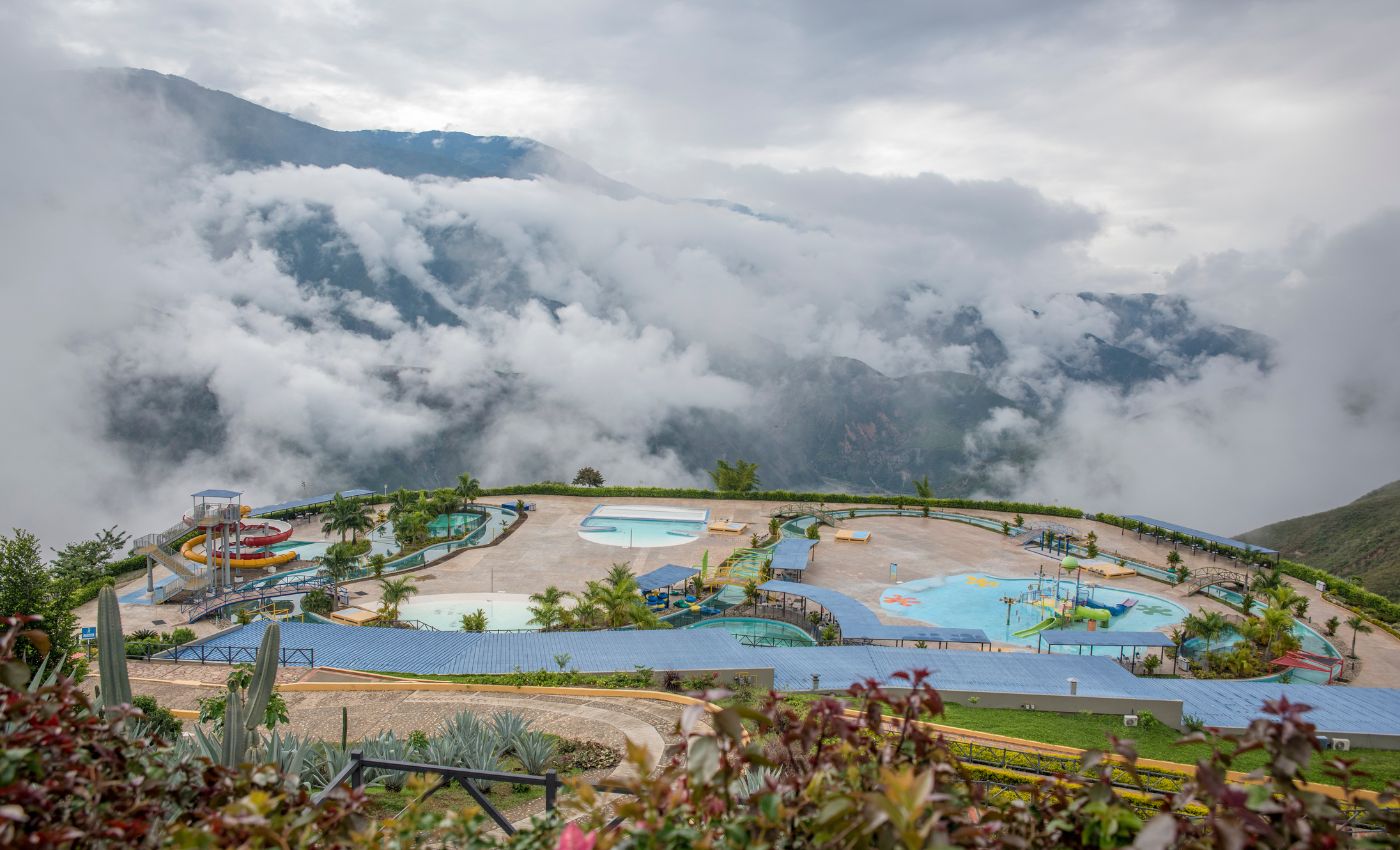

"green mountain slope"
[1239, 480, 1400, 600]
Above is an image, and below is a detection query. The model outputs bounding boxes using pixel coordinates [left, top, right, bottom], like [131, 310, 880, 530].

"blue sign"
[80, 626, 97, 641]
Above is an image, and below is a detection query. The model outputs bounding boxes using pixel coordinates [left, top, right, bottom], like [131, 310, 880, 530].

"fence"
[312, 751, 633, 834]
[94, 642, 317, 667]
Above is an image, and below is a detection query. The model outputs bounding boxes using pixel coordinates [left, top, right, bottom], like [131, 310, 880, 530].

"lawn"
[754, 694, 1400, 792]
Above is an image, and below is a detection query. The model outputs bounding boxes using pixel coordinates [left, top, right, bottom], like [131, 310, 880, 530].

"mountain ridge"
[1240, 480, 1400, 601]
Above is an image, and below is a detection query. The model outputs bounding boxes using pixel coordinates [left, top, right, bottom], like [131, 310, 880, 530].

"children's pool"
[882, 572, 1188, 649]
[578, 518, 706, 548]
[394, 593, 538, 631]
[687, 617, 816, 647]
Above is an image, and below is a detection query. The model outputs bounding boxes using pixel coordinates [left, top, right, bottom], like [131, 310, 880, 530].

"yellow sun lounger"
[835, 529, 872, 543]
[1080, 561, 1137, 578]
[708, 521, 748, 534]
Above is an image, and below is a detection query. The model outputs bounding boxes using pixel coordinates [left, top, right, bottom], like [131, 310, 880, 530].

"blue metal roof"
[194, 622, 1400, 737]
[249, 489, 376, 516]
[1123, 515, 1277, 555]
[757, 580, 989, 644]
[635, 564, 698, 592]
[192, 488, 242, 499]
[771, 538, 817, 571]
[1039, 630, 1174, 648]
[196, 621, 758, 676]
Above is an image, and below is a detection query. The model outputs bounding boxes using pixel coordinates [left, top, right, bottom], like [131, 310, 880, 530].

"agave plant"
[257, 729, 313, 782]
[303, 741, 356, 791]
[512, 730, 556, 775]
[731, 766, 780, 800]
[361, 729, 410, 791]
[490, 711, 530, 751]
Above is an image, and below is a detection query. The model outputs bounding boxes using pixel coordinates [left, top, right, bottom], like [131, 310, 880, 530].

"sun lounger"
[1080, 561, 1136, 578]
[835, 529, 872, 543]
[707, 520, 748, 534]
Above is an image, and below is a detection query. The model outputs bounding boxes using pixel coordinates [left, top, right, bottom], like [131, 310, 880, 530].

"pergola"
[1036, 629, 1176, 672]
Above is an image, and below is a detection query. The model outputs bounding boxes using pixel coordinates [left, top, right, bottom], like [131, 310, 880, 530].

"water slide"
[1072, 605, 1110, 623]
[1080, 597, 1137, 617]
[180, 532, 299, 569]
[1012, 614, 1061, 638]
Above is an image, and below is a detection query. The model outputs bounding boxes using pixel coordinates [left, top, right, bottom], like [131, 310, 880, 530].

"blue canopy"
[1039, 630, 1173, 648]
[249, 489, 375, 516]
[192, 488, 242, 499]
[771, 538, 817, 572]
[1123, 515, 1277, 555]
[636, 564, 699, 593]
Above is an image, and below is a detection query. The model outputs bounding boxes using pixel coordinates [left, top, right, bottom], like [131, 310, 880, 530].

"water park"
[83, 487, 1400, 751]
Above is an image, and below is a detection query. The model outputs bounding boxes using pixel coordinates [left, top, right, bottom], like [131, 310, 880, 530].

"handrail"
[310, 751, 635, 833]
[96, 642, 315, 667]
[180, 577, 340, 621]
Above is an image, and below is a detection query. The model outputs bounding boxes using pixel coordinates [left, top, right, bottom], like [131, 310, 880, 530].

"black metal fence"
[312, 751, 633, 833]
[98, 642, 316, 667]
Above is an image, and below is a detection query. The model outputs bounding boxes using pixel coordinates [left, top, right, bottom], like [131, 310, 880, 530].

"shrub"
[301, 589, 334, 617]
[168, 627, 196, 646]
[131, 694, 184, 742]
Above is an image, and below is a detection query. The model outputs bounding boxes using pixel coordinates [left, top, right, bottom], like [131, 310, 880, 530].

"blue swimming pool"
[882, 572, 1188, 649]
[578, 518, 705, 547]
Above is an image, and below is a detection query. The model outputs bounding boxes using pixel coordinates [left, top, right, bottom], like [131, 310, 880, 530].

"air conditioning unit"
[1123, 715, 1139, 727]
[1021, 703, 1036, 710]
[1332, 738, 1351, 751]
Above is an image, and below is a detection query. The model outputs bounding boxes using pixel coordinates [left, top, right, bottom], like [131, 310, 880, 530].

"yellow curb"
[858, 709, 1389, 806]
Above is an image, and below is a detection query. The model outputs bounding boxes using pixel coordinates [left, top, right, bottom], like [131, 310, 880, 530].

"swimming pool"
[578, 505, 709, 548]
[882, 572, 1189, 649]
[267, 536, 397, 562]
[394, 593, 539, 631]
[688, 617, 816, 647]
[1181, 617, 1341, 684]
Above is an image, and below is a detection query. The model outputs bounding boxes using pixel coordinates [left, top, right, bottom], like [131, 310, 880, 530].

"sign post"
[890, 562, 898, 583]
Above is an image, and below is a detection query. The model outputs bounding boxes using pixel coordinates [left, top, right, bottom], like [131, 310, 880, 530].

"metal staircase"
[133, 523, 209, 593]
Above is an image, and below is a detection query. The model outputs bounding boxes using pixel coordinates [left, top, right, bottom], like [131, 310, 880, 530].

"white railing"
[134, 519, 192, 552]
[183, 503, 242, 527]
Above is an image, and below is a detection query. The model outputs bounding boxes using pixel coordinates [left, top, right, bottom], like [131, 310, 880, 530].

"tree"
[459, 609, 488, 632]
[0, 530, 78, 675]
[368, 553, 388, 579]
[1001, 521, 1010, 536]
[743, 580, 761, 608]
[912, 476, 932, 499]
[1142, 654, 1161, 676]
[50, 526, 129, 584]
[1085, 531, 1099, 560]
[393, 511, 429, 548]
[1346, 614, 1372, 658]
[1324, 615, 1340, 637]
[805, 523, 820, 541]
[300, 589, 333, 617]
[1192, 610, 1230, 671]
[1165, 549, 1182, 569]
[376, 576, 418, 622]
[317, 549, 356, 609]
[197, 664, 289, 732]
[709, 459, 759, 493]
[455, 473, 481, 505]
[572, 467, 605, 487]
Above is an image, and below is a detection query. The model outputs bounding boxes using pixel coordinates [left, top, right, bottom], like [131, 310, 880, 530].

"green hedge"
[481, 483, 1085, 519]
[1094, 513, 1400, 626]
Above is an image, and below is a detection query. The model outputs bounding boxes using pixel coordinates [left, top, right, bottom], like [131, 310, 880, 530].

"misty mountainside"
[85, 69, 1272, 498]
[81, 68, 636, 197]
[1240, 480, 1400, 601]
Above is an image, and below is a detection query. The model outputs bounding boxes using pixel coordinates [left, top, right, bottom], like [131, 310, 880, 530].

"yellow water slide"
[180, 533, 298, 569]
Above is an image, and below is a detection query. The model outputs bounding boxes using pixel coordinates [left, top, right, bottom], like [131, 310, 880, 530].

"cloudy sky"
[20, 0, 1400, 270]
[2, 1, 1399, 545]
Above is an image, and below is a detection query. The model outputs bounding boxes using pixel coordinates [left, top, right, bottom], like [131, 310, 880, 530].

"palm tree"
[1346, 615, 1372, 658]
[1265, 585, 1303, 613]
[528, 602, 565, 632]
[456, 473, 481, 506]
[743, 579, 761, 609]
[530, 585, 567, 607]
[1260, 607, 1293, 655]
[317, 549, 356, 610]
[913, 476, 932, 499]
[1196, 611, 1230, 671]
[377, 576, 418, 622]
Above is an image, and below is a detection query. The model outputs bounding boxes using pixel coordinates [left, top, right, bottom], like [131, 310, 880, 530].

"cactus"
[96, 586, 132, 713]
[193, 622, 281, 767]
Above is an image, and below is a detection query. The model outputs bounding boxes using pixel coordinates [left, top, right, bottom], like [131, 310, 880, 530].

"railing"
[179, 576, 342, 621]
[1186, 567, 1250, 594]
[133, 520, 191, 553]
[92, 642, 316, 667]
[311, 751, 633, 833]
[183, 503, 242, 527]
